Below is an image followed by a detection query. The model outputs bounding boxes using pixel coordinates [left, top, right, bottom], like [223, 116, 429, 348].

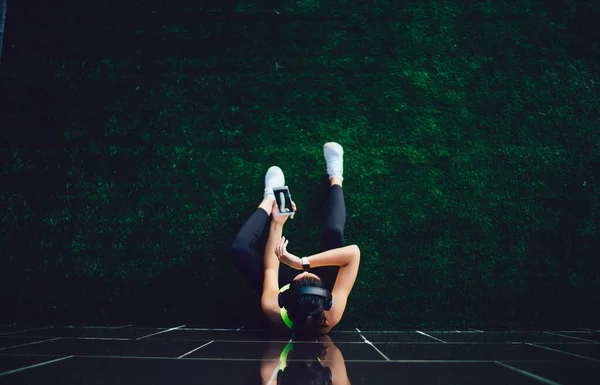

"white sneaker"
[264, 166, 285, 198]
[323, 142, 344, 181]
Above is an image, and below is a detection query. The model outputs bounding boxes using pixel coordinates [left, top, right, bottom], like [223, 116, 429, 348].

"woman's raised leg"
[230, 197, 275, 293]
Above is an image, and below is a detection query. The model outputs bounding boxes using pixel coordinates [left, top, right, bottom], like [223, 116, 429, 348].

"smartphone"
[272, 186, 295, 216]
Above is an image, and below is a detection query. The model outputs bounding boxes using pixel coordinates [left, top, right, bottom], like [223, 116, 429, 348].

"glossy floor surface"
[0, 325, 599, 384]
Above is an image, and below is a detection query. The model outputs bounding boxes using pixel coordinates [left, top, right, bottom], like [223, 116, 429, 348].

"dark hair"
[285, 275, 328, 339]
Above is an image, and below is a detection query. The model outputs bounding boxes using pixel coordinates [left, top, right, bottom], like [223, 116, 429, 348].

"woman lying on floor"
[231, 142, 361, 338]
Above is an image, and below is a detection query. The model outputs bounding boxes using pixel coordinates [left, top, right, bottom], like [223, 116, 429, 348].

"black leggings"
[231, 185, 346, 294]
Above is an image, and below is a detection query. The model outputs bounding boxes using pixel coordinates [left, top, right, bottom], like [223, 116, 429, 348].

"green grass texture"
[1, 0, 599, 330]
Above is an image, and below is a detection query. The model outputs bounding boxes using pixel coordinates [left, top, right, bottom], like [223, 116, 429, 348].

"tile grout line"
[177, 340, 214, 359]
[526, 342, 600, 362]
[0, 355, 74, 377]
[180, 327, 254, 331]
[0, 355, 573, 363]
[267, 338, 293, 385]
[467, 328, 483, 333]
[356, 328, 390, 361]
[136, 325, 186, 340]
[0, 326, 54, 336]
[495, 361, 564, 385]
[1, 337, 595, 345]
[64, 337, 131, 341]
[0, 337, 61, 351]
[416, 330, 448, 343]
[542, 331, 599, 343]
[347, 330, 597, 333]
[66, 326, 132, 329]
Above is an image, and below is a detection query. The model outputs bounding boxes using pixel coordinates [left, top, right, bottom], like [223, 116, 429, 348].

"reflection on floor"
[0, 324, 599, 384]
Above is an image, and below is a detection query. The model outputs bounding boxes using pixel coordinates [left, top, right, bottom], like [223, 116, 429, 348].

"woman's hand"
[275, 236, 302, 270]
[271, 198, 297, 225]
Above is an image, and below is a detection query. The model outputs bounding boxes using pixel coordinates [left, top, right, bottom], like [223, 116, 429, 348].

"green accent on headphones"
[278, 341, 294, 371]
[279, 342, 323, 372]
[279, 283, 294, 329]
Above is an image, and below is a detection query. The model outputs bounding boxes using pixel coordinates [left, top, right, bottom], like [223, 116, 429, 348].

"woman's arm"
[261, 222, 286, 330]
[306, 245, 359, 268]
[263, 222, 283, 292]
[319, 247, 361, 329]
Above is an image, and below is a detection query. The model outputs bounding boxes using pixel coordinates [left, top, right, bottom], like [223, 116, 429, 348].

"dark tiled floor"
[373, 341, 587, 361]
[0, 325, 598, 384]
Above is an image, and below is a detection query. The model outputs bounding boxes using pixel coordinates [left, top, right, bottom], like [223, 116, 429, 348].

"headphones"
[279, 286, 333, 311]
